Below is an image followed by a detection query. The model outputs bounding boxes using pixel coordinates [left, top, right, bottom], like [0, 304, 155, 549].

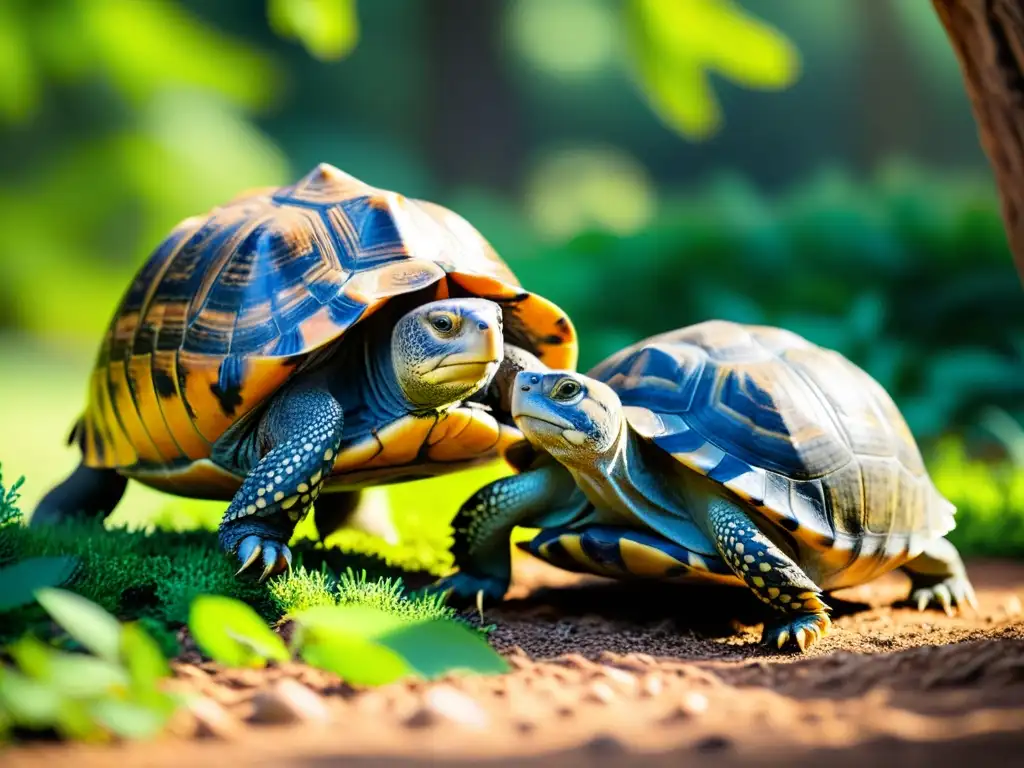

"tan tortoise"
[32, 163, 577, 579]
[430, 320, 976, 653]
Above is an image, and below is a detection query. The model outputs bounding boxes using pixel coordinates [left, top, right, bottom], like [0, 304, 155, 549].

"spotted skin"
[698, 496, 832, 651]
[217, 387, 345, 578]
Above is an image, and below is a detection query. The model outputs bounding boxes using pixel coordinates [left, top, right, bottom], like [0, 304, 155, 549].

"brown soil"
[5, 555, 1024, 767]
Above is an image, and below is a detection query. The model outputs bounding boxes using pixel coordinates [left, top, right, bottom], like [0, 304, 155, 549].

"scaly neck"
[565, 420, 682, 524]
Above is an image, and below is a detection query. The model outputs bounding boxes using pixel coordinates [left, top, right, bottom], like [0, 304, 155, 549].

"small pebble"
[586, 681, 617, 704]
[1004, 596, 1022, 616]
[407, 686, 489, 730]
[681, 691, 709, 715]
[183, 697, 241, 739]
[640, 674, 664, 698]
[600, 666, 636, 689]
[250, 679, 331, 725]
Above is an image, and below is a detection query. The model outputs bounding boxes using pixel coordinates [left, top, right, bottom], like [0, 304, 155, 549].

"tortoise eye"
[430, 314, 455, 334]
[551, 379, 582, 401]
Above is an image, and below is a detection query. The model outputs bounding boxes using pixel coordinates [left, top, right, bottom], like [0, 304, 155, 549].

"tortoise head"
[392, 298, 504, 409]
[511, 370, 623, 465]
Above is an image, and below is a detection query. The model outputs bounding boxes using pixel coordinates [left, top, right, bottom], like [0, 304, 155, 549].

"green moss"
[267, 565, 339, 614]
[269, 566, 460, 626]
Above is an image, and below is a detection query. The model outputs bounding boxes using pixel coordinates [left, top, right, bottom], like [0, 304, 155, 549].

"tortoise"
[32, 162, 577, 579]
[430, 320, 976, 653]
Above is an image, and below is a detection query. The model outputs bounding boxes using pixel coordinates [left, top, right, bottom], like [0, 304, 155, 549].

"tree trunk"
[424, 0, 524, 192]
[933, 0, 1024, 286]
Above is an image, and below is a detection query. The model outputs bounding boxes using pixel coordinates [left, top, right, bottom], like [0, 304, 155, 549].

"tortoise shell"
[77, 163, 577, 495]
[587, 320, 954, 589]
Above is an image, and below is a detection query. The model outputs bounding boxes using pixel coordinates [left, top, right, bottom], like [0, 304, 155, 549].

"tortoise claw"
[236, 536, 263, 575]
[911, 574, 976, 616]
[235, 535, 292, 581]
[764, 613, 831, 654]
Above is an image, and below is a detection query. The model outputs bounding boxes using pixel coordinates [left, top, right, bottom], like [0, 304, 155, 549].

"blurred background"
[0, 0, 1021, 564]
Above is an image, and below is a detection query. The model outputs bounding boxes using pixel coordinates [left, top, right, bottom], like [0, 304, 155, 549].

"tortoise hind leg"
[703, 496, 831, 653]
[31, 464, 127, 527]
[900, 537, 977, 615]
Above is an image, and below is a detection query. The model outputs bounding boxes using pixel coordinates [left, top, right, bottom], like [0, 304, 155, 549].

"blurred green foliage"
[1, 589, 178, 743]
[625, 0, 800, 139]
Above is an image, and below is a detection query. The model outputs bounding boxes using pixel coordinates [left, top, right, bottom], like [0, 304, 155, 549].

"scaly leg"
[428, 461, 583, 607]
[217, 387, 345, 581]
[30, 464, 127, 527]
[900, 537, 977, 616]
[704, 496, 830, 653]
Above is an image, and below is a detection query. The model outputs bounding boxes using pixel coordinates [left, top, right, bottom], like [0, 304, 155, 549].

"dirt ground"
[5, 554, 1024, 767]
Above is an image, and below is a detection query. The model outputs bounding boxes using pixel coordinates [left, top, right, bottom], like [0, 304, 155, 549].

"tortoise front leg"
[703, 496, 831, 653]
[428, 462, 583, 607]
[217, 387, 345, 581]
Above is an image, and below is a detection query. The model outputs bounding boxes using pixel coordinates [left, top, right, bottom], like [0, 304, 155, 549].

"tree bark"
[933, 0, 1024, 286]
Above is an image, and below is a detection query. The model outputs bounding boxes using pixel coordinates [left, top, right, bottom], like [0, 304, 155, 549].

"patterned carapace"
[76, 163, 577, 486]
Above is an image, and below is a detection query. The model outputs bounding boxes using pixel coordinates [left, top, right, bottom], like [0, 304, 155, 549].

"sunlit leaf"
[378, 619, 509, 679]
[188, 594, 289, 668]
[0, 666, 61, 727]
[6, 635, 129, 699]
[267, 0, 360, 61]
[290, 604, 407, 644]
[35, 588, 122, 663]
[89, 699, 170, 740]
[47, 654, 130, 699]
[624, 0, 800, 139]
[0, 556, 79, 612]
[299, 632, 414, 686]
[120, 622, 171, 694]
[5, 635, 54, 680]
[0, 3, 39, 124]
[81, 0, 279, 109]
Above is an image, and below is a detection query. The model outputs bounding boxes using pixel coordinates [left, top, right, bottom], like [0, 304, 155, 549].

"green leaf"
[89, 699, 170, 740]
[299, 632, 413, 686]
[0, 666, 61, 728]
[267, 0, 359, 60]
[120, 622, 171, 694]
[7, 636, 129, 698]
[5, 635, 54, 679]
[0, 4, 41, 124]
[378, 619, 509, 679]
[188, 594, 289, 668]
[624, 0, 800, 140]
[47, 654, 130, 699]
[0, 556, 79, 612]
[35, 588, 121, 663]
[291, 604, 407, 643]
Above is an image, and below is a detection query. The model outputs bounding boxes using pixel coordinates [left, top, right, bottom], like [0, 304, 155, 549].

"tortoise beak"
[511, 373, 574, 430]
[428, 321, 503, 383]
